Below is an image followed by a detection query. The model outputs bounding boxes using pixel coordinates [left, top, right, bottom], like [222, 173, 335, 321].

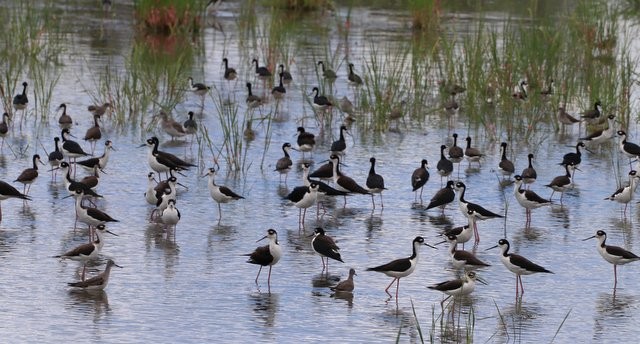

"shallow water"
[1, 0, 640, 343]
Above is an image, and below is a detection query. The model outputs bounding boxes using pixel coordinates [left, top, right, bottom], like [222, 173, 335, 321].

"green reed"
[0, 1, 64, 121]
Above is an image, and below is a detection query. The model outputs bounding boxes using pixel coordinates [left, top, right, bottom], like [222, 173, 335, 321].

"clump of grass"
[209, 86, 251, 173]
[0, 1, 65, 122]
[409, 0, 441, 33]
[134, 0, 202, 35]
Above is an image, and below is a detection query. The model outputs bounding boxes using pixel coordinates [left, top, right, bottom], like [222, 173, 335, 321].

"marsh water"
[1, 0, 640, 342]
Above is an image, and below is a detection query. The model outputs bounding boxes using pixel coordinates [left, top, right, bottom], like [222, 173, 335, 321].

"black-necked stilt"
[161, 199, 181, 233]
[14, 154, 44, 195]
[330, 125, 348, 156]
[436, 145, 454, 184]
[513, 175, 551, 226]
[366, 157, 386, 209]
[144, 172, 158, 205]
[56, 161, 103, 199]
[312, 87, 333, 112]
[448, 133, 464, 163]
[188, 76, 210, 97]
[583, 230, 640, 289]
[83, 114, 102, 154]
[79, 165, 102, 190]
[561, 141, 585, 168]
[57, 103, 73, 129]
[67, 259, 122, 290]
[252, 58, 272, 79]
[310, 227, 344, 271]
[498, 142, 515, 179]
[464, 136, 484, 167]
[153, 175, 178, 217]
[183, 111, 198, 136]
[309, 160, 340, 180]
[48, 137, 64, 180]
[88, 102, 111, 117]
[278, 64, 292, 84]
[605, 170, 639, 214]
[272, 72, 286, 100]
[55, 224, 116, 280]
[580, 100, 603, 125]
[521, 153, 537, 186]
[540, 79, 554, 96]
[302, 163, 347, 216]
[157, 111, 187, 141]
[222, 58, 237, 81]
[275, 143, 295, 183]
[317, 61, 337, 80]
[580, 114, 615, 146]
[428, 271, 486, 309]
[437, 234, 491, 270]
[246, 82, 263, 109]
[454, 181, 503, 221]
[0, 113, 9, 148]
[246, 229, 282, 290]
[367, 236, 435, 300]
[330, 268, 356, 293]
[0, 180, 30, 221]
[71, 188, 119, 230]
[557, 106, 581, 130]
[512, 79, 528, 100]
[617, 130, 640, 165]
[347, 63, 363, 86]
[77, 140, 114, 172]
[443, 210, 478, 247]
[286, 182, 319, 227]
[546, 163, 574, 204]
[144, 137, 195, 176]
[329, 155, 369, 206]
[487, 239, 552, 298]
[203, 167, 245, 221]
[61, 128, 90, 163]
[411, 159, 429, 204]
[426, 180, 455, 212]
[13, 81, 28, 111]
[296, 126, 315, 155]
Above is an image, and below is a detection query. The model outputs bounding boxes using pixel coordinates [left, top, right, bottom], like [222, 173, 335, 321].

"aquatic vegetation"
[134, 0, 202, 35]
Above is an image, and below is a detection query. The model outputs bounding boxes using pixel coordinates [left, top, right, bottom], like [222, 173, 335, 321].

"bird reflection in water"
[249, 292, 279, 328]
[68, 289, 110, 320]
[593, 292, 635, 341]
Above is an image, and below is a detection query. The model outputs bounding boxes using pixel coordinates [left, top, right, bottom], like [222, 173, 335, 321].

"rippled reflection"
[249, 292, 279, 328]
[67, 290, 110, 320]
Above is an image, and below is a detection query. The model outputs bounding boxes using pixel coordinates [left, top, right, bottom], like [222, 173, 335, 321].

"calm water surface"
[0, 1, 639, 343]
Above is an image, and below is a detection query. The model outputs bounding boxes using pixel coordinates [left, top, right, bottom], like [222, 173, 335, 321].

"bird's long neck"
[332, 160, 340, 178]
[410, 242, 420, 260]
[369, 161, 376, 175]
[32, 157, 38, 170]
[458, 187, 466, 202]
[22, 84, 27, 95]
[501, 146, 507, 160]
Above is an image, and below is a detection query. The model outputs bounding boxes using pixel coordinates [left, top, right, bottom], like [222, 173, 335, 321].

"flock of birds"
[2, 54, 639, 312]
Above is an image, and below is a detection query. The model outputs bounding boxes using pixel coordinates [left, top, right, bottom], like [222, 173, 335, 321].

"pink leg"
[396, 278, 400, 300]
[255, 266, 263, 284]
[267, 265, 273, 289]
[614, 265, 618, 289]
[519, 275, 525, 295]
[384, 278, 397, 297]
